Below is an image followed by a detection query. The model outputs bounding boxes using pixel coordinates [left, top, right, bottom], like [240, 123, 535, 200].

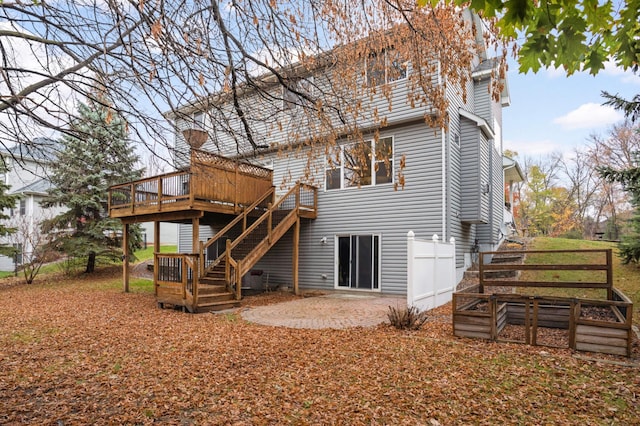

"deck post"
[122, 223, 130, 293]
[267, 203, 273, 244]
[293, 216, 300, 295]
[192, 217, 200, 253]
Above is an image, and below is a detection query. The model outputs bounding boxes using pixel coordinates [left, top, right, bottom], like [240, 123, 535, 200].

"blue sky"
[502, 61, 640, 158]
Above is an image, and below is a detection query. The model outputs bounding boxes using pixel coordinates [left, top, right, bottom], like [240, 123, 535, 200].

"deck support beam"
[154, 221, 160, 254]
[122, 223, 130, 293]
[192, 217, 200, 253]
[293, 216, 300, 295]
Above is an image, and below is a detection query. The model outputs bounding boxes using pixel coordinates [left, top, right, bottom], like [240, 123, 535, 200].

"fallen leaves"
[0, 270, 638, 424]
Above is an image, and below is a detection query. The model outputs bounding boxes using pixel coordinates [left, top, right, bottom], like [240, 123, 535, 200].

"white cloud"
[504, 138, 560, 157]
[544, 65, 566, 79]
[602, 59, 640, 85]
[553, 103, 623, 130]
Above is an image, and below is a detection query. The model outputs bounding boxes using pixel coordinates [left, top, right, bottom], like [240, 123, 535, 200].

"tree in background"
[6, 212, 56, 284]
[0, 163, 19, 258]
[43, 95, 143, 273]
[598, 116, 640, 262]
[0, 1, 499, 174]
[422, 0, 639, 75]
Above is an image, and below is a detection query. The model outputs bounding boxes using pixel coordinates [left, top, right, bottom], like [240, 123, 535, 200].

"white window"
[366, 49, 408, 87]
[325, 137, 394, 190]
[18, 199, 26, 216]
[192, 111, 205, 130]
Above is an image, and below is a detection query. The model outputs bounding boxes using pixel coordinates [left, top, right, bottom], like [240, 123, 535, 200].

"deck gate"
[406, 231, 456, 311]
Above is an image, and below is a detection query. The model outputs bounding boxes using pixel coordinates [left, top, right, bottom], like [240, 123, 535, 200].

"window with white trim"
[325, 137, 394, 190]
[366, 49, 408, 87]
[282, 77, 314, 110]
[192, 111, 205, 130]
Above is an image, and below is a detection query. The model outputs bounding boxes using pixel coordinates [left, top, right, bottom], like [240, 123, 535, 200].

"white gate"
[406, 231, 456, 311]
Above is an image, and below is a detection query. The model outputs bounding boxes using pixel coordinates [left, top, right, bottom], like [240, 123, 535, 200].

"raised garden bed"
[453, 249, 634, 357]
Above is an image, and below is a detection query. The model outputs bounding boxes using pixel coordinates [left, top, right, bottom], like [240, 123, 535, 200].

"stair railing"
[200, 186, 275, 276]
[224, 183, 302, 298]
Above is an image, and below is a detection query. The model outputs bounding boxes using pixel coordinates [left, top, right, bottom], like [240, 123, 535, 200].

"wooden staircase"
[183, 182, 316, 312]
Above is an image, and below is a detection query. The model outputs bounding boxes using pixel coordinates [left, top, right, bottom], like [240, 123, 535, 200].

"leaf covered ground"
[1, 269, 639, 425]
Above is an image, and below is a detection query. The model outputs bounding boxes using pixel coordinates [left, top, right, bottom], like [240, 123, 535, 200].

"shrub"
[387, 305, 428, 330]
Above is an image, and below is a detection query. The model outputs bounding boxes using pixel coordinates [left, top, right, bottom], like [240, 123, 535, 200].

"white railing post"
[406, 231, 415, 309]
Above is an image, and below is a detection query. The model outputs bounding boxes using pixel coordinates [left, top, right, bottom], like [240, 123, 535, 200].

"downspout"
[442, 129, 447, 240]
[438, 60, 447, 239]
[488, 144, 495, 245]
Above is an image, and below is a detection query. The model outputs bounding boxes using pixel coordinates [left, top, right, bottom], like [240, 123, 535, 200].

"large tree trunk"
[85, 252, 96, 273]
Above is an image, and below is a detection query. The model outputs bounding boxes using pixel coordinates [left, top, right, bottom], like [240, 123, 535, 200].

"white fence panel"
[406, 231, 456, 312]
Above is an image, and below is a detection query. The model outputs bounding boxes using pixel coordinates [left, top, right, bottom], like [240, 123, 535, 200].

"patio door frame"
[334, 233, 381, 291]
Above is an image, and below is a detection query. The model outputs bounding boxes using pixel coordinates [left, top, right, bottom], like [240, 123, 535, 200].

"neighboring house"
[0, 139, 65, 271]
[140, 222, 178, 247]
[109, 11, 518, 312]
[503, 155, 525, 238]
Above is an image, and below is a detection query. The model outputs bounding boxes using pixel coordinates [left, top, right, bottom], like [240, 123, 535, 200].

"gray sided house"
[173, 39, 509, 293]
[108, 11, 515, 312]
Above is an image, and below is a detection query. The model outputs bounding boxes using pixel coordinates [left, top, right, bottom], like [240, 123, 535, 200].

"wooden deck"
[108, 149, 274, 223]
[109, 150, 318, 313]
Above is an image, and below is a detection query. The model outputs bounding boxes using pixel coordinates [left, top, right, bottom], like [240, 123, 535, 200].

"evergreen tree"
[0, 163, 19, 257]
[43, 95, 143, 273]
[599, 108, 640, 263]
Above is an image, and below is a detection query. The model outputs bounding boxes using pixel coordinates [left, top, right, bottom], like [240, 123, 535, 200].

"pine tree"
[0, 163, 19, 257]
[43, 95, 143, 273]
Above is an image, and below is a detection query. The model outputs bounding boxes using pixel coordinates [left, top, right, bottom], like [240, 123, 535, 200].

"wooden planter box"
[453, 297, 506, 340]
[575, 304, 632, 356]
[452, 292, 634, 357]
[507, 302, 571, 329]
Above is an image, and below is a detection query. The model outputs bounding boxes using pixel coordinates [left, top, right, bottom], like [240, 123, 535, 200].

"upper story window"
[326, 137, 394, 190]
[18, 199, 26, 216]
[282, 77, 314, 110]
[366, 49, 408, 87]
[192, 111, 205, 130]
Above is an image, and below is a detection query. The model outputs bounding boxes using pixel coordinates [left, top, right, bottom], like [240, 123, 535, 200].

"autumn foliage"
[0, 269, 638, 424]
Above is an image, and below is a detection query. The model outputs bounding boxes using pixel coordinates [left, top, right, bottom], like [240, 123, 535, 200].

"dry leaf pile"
[0, 270, 639, 425]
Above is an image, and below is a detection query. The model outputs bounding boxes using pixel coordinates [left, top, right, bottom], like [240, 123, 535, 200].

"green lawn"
[133, 244, 177, 262]
[524, 237, 640, 324]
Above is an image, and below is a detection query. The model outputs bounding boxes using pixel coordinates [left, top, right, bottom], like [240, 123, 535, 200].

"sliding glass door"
[337, 234, 380, 290]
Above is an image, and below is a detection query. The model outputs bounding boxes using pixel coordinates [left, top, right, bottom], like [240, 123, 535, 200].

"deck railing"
[155, 253, 199, 307]
[108, 149, 274, 217]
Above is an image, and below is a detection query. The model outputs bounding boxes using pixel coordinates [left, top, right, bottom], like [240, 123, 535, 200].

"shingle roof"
[12, 178, 54, 196]
[1, 137, 59, 163]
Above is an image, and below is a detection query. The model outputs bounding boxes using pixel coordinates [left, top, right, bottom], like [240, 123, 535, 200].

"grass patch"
[128, 278, 154, 294]
[523, 237, 640, 324]
[134, 245, 177, 263]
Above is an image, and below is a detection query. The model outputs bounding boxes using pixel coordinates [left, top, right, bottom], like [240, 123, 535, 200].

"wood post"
[192, 217, 200, 253]
[122, 223, 130, 293]
[293, 216, 300, 295]
[267, 203, 273, 244]
[158, 177, 163, 212]
[154, 221, 160, 254]
[606, 249, 613, 300]
[154, 221, 160, 295]
[129, 185, 135, 214]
